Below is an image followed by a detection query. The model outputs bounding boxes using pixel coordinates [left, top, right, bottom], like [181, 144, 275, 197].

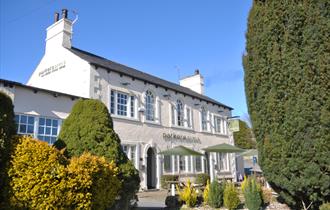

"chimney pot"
[195, 69, 200, 75]
[54, 12, 59, 22]
[62, 9, 68, 19]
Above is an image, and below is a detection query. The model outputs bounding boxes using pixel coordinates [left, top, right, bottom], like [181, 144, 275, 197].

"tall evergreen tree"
[243, 1, 330, 209]
[55, 99, 140, 209]
[234, 120, 256, 149]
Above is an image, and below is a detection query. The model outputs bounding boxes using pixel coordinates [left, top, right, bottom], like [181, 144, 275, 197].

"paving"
[134, 190, 168, 210]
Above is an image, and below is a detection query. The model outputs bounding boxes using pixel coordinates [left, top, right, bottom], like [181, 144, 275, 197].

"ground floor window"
[122, 144, 137, 168]
[163, 155, 202, 173]
[15, 113, 61, 144]
[195, 156, 202, 172]
[216, 153, 229, 171]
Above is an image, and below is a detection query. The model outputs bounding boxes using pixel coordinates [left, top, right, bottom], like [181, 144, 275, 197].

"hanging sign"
[229, 119, 240, 132]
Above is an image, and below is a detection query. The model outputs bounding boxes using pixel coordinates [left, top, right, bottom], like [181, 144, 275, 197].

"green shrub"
[176, 179, 197, 207]
[208, 180, 225, 208]
[8, 136, 121, 209]
[0, 92, 16, 207]
[224, 183, 240, 210]
[320, 203, 330, 210]
[203, 179, 210, 205]
[195, 173, 210, 186]
[244, 177, 262, 210]
[55, 99, 140, 208]
[161, 174, 179, 189]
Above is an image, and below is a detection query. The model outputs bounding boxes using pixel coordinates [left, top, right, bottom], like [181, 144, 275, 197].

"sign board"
[229, 119, 240, 132]
[162, 133, 201, 144]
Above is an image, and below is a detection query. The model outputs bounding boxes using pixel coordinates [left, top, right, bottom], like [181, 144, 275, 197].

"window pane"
[52, 120, 58, 127]
[38, 126, 45, 134]
[130, 96, 135, 118]
[28, 116, 34, 124]
[39, 118, 45, 125]
[46, 127, 51, 135]
[21, 115, 27, 123]
[110, 90, 115, 114]
[15, 115, 19, 123]
[164, 155, 171, 172]
[46, 119, 52, 126]
[19, 124, 26, 133]
[117, 92, 128, 116]
[52, 128, 58, 135]
[145, 91, 155, 121]
[27, 125, 34, 134]
[195, 157, 202, 172]
[177, 100, 184, 126]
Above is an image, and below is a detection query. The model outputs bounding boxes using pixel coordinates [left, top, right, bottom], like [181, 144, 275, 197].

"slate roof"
[68, 47, 233, 110]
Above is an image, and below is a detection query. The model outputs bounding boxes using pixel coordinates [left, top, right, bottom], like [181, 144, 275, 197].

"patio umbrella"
[202, 143, 244, 182]
[159, 145, 203, 156]
[202, 143, 245, 153]
[238, 149, 258, 157]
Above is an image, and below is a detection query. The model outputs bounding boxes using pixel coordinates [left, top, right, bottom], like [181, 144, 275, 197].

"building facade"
[1, 10, 237, 189]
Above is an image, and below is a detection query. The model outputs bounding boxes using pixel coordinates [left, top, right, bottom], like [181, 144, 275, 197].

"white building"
[0, 10, 237, 189]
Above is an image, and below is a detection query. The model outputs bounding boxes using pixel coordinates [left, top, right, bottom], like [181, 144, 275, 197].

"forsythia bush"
[223, 183, 240, 210]
[203, 179, 210, 205]
[243, 176, 262, 210]
[176, 179, 197, 207]
[8, 136, 121, 209]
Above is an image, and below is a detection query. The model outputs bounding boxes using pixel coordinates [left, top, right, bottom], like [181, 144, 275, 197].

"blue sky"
[0, 0, 252, 117]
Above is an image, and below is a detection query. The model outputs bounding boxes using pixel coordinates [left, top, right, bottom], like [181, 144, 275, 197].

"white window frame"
[110, 89, 137, 119]
[185, 107, 193, 128]
[37, 117, 60, 145]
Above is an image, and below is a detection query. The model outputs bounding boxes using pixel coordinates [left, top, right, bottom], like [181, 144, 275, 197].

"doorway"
[147, 147, 157, 189]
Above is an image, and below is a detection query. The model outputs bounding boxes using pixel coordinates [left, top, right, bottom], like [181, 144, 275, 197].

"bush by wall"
[56, 99, 140, 209]
[208, 180, 225, 208]
[0, 92, 16, 208]
[243, 177, 262, 210]
[320, 203, 330, 210]
[8, 136, 121, 209]
[161, 175, 179, 189]
[224, 183, 240, 210]
[176, 179, 197, 207]
[195, 173, 210, 186]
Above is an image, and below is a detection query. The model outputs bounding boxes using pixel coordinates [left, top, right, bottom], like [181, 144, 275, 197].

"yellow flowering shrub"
[65, 152, 121, 209]
[203, 179, 210, 205]
[8, 136, 121, 209]
[176, 179, 197, 207]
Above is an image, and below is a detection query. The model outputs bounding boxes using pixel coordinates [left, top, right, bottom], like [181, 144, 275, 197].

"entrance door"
[147, 147, 156, 189]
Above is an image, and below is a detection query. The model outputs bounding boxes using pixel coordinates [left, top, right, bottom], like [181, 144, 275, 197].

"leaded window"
[201, 107, 207, 131]
[177, 100, 184, 126]
[145, 90, 155, 121]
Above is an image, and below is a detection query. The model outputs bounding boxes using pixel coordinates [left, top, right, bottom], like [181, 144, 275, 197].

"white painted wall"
[180, 72, 205, 95]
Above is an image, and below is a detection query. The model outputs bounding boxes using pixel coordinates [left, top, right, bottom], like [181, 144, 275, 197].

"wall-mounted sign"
[229, 119, 240, 132]
[39, 61, 66, 77]
[163, 133, 201, 144]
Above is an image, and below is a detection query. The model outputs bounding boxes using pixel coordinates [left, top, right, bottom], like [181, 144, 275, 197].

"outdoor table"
[165, 180, 185, 196]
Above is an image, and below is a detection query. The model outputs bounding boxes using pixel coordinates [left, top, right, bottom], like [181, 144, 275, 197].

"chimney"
[45, 9, 73, 52]
[179, 69, 205, 95]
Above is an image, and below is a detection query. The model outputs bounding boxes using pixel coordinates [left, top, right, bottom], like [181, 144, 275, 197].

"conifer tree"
[234, 120, 256, 149]
[56, 99, 140, 209]
[244, 1, 330, 209]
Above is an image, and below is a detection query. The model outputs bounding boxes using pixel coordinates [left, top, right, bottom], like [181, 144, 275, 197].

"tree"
[234, 120, 256, 149]
[0, 92, 16, 207]
[55, 99, 140, 209]
[244, 1, 330, 209]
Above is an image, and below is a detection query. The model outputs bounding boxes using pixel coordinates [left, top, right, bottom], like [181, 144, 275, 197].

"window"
[145, 90, 155, 121]
[195, 156, 202, 172]
[110, 90, 115, 114]
[37, 117, 59, 144]
[186, 108, 192, 128]
[110, 90, 136, 118]
[122, 144, 137, 168]
[117, 92, 128, 116]
[174, 155, 178, 172]
[201, 107, 208, 131]
[176, 100, 184, 126]
[214, 116, 222, 133]
[179, 156, 185, 171]
[171, 105, 175, 125]
[15, 114, 35, 135]
[217, 153, 229, 171]
[187, 156, 192, 172]
[164, 155, 172, 172]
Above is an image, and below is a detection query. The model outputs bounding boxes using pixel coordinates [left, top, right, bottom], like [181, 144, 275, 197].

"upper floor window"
[186, 107, 192, 128]
[214, 116, 227, 134]
[15, 114, 35, 135]
[110, 90, 136, 118]
[145, 90, 155, 121]
[201, 107, 208, 131]
[176, 100, 184, 126]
